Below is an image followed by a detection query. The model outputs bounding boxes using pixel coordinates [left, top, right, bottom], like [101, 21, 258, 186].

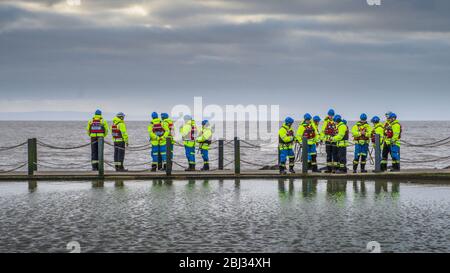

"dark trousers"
[337, 146, 347, 170]
[325, 141, 338, 169]
[91, 137, 99, 170]
[114, 142, 126, 169]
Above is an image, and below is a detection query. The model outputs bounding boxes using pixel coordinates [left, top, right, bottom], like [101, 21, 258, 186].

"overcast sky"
[1, 0, 450, 120]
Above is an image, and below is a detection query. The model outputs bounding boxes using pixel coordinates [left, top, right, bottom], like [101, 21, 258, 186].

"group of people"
[85, 108, 402, 175]
[86, 110, 212, 172]
[278, 109, 402, 175]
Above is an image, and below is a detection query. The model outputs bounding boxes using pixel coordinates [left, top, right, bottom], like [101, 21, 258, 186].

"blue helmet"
[389, 113, 397, 119]
[161, 113, 169, 119]
[304, 113, 312, 121]
[202, 120, 209, 126]
[343, 119, 347, 125]
[151, 112, 158, 119]
[328, 109, 335, 116]
[313, 115, 321, 122]
[360, 113, 368, 121]
[285, 117, 294, 125]
[184, 115, 192, 121]
[95, 109, 102, 115]
[116, 112, 125, 118]
[371, 116, 380, 123]
[334, 115, 342, 123]
[385, 111, 393, 117]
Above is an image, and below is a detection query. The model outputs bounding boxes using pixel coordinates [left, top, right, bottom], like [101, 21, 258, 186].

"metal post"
[98, 137, 104, 177]
[32, 138, 37, 171]
[28, 138, 37, 176]
[302, 137, 308, 174]
[234, 137, 240, 174]
[374, 134, 381, 173]
[278, 147, 280, 167]
[166, 137, 172, 176]
[218, 139, 224, 170]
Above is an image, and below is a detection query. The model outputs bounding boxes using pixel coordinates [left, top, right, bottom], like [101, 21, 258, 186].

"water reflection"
[353, 181, 367, 197]
[28, 180, 37, 192]
[302, 178, 318, 198]
[114, 180, 124, 187]
[92, 180, 104, 188]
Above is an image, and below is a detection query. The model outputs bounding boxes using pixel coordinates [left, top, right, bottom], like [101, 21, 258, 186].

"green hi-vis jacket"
[148, 118, 169, 146]
[111, 117, 129, 144]
[180, 120, 197, 148]
[197, 126, 213, 150]
[278, 123, 294, 150]
[333, 122, 349, 147]
[86, 115, 109, 138]
[351, 121, 372, 145]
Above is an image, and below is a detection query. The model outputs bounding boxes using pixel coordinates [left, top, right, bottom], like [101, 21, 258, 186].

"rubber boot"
[391, 163, 400, 172]
[380, 163, 387, 172]
[324, 165, 333, 173]
[279, 165, 287, 175]
[185, 164, 195, 172]
[151, 164, 157, 172]
[201, 163, 210, 171]
[115, 166, 120, 172]
[307, 161, 312, 170]
[361, 164, 367, 173]
[353, 163, 358, 174]
[161, 164, 166, 171]
[289, 158, 295, 173]
[92, 164, 99, 171]
[312, 164, 320, 173]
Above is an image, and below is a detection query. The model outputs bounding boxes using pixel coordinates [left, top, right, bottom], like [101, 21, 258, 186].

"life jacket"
[279, 125, 294, 144]
[324, 119, 337, 136]
[354, 123, 369, 141]
[90, 118, 105, 134]
[303, 124, 316, 140]
[111, 123, 123, 141]
[385, 122, 402, 140]
[189, 123, 197, 141]
[152, 120, 165, 137]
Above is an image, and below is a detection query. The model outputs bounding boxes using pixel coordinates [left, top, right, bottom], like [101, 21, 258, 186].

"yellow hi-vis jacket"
[86, 115, 109, 138]
[351, 121, 372, 145]
[197, 126, 212, 150]
[278, 123, 294, 150]
[371, 123, 385, 146]
[180, 120, 197, 148]
[148, 118, 169, 146]
[111, 117, 129, 144]
[385, 120, 402, 146]
[296, 121, 319, 145]
[320, 116, 337, 142]
[162, 118, 175, 144]
[333, 122, 349, 147]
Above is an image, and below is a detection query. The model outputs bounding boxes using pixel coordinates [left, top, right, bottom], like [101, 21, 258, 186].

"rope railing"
[0, 141, 28, 152]
[0, 163, 27, 173]
[37, 140, 93, 150]
[5, 135, 450, 176]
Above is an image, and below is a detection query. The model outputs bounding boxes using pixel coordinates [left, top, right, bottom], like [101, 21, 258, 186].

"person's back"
[87, 110, 109, 171]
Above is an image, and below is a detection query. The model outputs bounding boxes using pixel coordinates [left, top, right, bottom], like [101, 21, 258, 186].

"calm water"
[1, 121, 450, 171]
[0, 179, 449, 253]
